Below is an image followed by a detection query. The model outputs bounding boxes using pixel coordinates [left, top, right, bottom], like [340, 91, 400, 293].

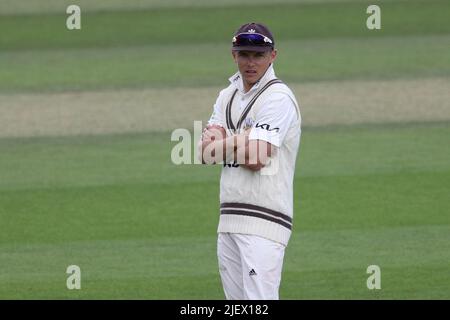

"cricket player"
[199, 22, 301, 300]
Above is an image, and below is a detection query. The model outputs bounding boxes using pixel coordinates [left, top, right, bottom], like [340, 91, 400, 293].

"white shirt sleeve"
[207, 91, 225, 127]
[248, 93, 297, 147]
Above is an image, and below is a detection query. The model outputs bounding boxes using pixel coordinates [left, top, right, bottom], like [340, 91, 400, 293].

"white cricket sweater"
[209, 65, 302, 246]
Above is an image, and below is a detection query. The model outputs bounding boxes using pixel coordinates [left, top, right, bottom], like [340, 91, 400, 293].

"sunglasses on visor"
[232, 33, 273, 47]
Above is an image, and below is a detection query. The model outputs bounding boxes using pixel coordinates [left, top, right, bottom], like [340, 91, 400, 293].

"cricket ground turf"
[0, 0, 449, 299]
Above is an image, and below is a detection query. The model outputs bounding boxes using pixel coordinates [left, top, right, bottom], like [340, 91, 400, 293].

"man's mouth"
[245, 70, 257, 75]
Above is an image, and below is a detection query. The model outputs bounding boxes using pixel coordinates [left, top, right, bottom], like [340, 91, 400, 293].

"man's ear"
[270, 49, 277, 63]
[231, 50, 238, 63]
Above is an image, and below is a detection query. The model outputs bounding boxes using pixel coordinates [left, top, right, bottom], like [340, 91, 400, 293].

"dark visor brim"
[232, 45, 273, 52]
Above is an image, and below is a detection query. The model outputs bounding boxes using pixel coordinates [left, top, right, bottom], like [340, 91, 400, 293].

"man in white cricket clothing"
[199, 22, 301, 300]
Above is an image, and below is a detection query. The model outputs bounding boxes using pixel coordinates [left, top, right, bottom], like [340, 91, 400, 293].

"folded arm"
[198, 125, 274, 171]
[235, 132, 273, 171]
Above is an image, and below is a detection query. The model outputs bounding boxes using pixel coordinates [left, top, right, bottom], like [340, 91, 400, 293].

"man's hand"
[202, 124, 227, 142]
[199, 124, 230, 164]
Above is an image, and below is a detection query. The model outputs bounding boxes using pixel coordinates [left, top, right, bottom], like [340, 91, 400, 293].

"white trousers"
[217, 232, 286, 300]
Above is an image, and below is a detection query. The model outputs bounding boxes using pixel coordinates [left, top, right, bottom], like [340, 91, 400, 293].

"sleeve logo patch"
[255, 122, 280, 133]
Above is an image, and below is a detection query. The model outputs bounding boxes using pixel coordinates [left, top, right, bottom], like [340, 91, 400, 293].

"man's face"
[232, 49, 277, 90]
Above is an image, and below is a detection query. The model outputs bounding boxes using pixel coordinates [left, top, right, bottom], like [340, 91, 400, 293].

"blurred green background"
[0, 0, 449, 299]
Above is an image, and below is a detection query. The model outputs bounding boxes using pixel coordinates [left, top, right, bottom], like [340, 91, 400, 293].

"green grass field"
[0, 0, 449, 299]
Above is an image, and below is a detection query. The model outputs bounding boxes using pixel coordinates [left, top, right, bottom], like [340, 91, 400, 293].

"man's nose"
[247, 56, 256, 66]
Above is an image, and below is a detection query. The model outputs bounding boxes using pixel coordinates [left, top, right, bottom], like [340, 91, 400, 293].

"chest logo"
[243, 118, 255, 130]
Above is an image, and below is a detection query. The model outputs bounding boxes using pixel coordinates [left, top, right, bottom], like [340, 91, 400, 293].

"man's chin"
[243, 75, 259, 86]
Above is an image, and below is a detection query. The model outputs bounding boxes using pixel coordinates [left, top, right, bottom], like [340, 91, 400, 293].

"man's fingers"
[202, 130, 214, 140]
[203, 125, 227, 141]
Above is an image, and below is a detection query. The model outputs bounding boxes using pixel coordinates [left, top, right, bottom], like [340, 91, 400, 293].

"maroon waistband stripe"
[220, 202, 292, 223]
[220, 209, 292, 230]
